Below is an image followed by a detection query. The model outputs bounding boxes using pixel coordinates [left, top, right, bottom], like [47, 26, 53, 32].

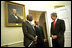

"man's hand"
[52, 35, 58, 39]
[33, 36, 37, 44]
[33, 36, 37, 42]
[44, 39, 47, 43]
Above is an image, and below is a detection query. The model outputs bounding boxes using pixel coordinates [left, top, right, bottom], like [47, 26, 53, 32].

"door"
[55, 6, 71, 47]
[46, 6, 71, 47]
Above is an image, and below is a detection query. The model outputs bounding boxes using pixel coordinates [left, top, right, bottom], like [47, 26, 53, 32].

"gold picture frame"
[5, 1, 26, 27]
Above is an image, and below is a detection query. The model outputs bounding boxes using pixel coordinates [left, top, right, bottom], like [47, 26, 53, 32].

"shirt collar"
[54, 18, 57, 22]
[13, 14, 16, 16]
[36, 25, 39, 28]
[36, 25, 38, 26]
[27, 20, 32, 25]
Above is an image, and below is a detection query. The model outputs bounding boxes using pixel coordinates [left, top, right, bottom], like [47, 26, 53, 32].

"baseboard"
[1, 45, 8, 47]
[1, 41, 23, 46]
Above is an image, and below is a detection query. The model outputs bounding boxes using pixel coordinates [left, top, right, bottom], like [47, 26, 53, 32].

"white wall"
[1, 1, 24, 46]
[55, 6, 71, 47]
[1, 1, 71, 47]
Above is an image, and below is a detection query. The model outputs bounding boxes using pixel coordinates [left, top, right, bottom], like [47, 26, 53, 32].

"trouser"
[35, 42, 44, 47]
[24, 42, 36, 47]
[52, 39, 64, 47]
[35, 38, 44, 47]
[52, 39, 59, 47]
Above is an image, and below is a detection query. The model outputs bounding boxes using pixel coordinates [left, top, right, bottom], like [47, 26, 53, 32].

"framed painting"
[5, 1, 26, 27]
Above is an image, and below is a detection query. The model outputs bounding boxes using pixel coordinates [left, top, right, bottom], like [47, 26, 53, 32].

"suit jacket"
[8, 14, 23, 23]
[22, 21, 36, 47]
[50, 19, 65, 46]
[34, 26, 44, 44]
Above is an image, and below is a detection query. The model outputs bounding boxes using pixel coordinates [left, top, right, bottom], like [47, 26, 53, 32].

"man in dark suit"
[34, 20, 47, 47]
[8, 9, 23, 23]
[22, 15, 37, 47]
[50, 13, 65, 47]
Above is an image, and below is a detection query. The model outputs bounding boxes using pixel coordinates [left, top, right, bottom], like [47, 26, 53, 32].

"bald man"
[22, 15, 37, 47]
[8, 9, 23, 23]
[34, 20, 47, 47]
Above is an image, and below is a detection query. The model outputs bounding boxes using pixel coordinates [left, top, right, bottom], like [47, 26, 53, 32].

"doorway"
[29, 10, 48, 46]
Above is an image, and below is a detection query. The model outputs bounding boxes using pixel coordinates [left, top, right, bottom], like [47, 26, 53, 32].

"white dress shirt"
[13, 14, 18, 19]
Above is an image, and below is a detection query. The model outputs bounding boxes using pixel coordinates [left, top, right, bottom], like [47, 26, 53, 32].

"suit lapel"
[26, 21, 35, 32]
[52, 22, 54, 30]
[26, 21, 32, 28]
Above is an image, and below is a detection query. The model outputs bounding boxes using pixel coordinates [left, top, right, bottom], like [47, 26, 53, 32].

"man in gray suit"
[22, 15, 37, 47]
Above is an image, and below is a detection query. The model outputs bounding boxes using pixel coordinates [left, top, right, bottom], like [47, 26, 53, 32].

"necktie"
[54, 20, 55, 29]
